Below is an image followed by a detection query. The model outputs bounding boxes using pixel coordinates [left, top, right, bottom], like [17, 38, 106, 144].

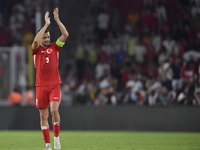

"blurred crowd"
[61, 0, 200, 106]
[0, 0, 35, 47]
[1, 0, 200, 106]
[0, 0, 35, 106]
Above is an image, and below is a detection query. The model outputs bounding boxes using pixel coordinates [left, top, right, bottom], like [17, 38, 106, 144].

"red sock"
[41, 128, 50, 143]
[53, 122, 60, 137]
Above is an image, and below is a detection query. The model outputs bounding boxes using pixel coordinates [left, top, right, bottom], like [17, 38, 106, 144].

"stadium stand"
[0, 0, 200, 106]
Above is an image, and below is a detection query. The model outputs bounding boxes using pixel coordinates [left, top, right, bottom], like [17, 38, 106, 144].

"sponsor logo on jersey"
[46, 48, 53, 54]
[54, 97, 59, 99]
[41, 51, 46, 53]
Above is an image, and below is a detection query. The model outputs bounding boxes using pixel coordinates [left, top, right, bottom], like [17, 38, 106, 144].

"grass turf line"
[0, 131, 199, 150]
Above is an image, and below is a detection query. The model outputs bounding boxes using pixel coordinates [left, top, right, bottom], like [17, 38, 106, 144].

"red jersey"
[180, 65, 196, 80]
[31, 42, 62, 86]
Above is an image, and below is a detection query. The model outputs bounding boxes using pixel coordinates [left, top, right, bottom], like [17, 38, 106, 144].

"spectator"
[102, 86, 117, 105]
[96, 8, 110, 42]
[87, 80, 98, 103]
[143, 87, 160, 106]
[115, 48, 124, 65]
[148, 77, 162, 92]
[24, 87, 35, 106]
[95, 60, 110, 80]
[87, 45, 98, 68]
[76, 79, 92, 105]
[198, 61, 200, 83]
[120, 29, 130, 52]
[22, 28, 34, 49]
[131, 74, 143, 95]
[144, 61, 158, 78]
[113, 32, 123, 53]
[171, 57, 182, 91]
[143, 0, 155, 8]
[177, 85, 189, 105]
[110, 7, 122, 33]
[158, 59, 173, 90]
[101, 38, 114, 56]
[183, 50, 200, 62]
[9, 8, 25, 43]
[134, 40, 146, 64]
[80, 13, 95, 40]
[128, 32, 138, 56]
[190, 1, 200, 18]
[61, 83, 73, 106]
[122, 73, 142, 105]
[125, 73, 135, 89]
[143, 33, 155, 61]
[122, 87, 138, 105]
[94, 88, 107, 105]
[174, 39, 188, 58]
[84, 38, 95, 53]
[158, 46, 169, 65]
[194, 83, 200, 104]
[75, 41, 86, 81]
[157, 86, 174, 106]
[176, 4, 185, 29]
[162, 35, 176, 57]
[152, 32, 162, 54]
[182, 84, 197, 105]
[7, 88, 21, 106]
[99, 74, 117, 90]
[157, 21, 170, 35]
[0, 23, 11, 46]
[127, 8, 139, 28]
[155, 0, 167, 24]
[64, 70, 77, 91]
[140, 7, 157, 29]
[180, 61, 196, 82]
[124, 19, 134, 33]
[120, 65, 129, 87]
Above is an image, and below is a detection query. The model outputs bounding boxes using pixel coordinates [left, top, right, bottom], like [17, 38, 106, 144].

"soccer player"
[31, 8, 69, 150]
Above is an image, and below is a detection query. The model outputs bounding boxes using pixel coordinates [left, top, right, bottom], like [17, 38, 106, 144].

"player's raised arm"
[53, 7, 69, 44]
[31, 11, 51, 51]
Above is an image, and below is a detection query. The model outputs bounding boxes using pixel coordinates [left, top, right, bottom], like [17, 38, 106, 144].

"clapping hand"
[45, 11, 50, 25]
[53, 7, 60, 22]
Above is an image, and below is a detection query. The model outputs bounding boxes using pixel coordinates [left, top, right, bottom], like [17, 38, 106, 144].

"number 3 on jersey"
[46, 57, 49, 63]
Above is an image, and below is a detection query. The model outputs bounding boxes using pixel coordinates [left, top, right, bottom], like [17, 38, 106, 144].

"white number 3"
[46, 57, 49, 63]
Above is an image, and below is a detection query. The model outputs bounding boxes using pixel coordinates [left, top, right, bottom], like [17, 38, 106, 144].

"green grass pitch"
[0, 131, 199, 150]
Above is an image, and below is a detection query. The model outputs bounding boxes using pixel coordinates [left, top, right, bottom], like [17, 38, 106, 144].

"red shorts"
[36, 84, 61, 108]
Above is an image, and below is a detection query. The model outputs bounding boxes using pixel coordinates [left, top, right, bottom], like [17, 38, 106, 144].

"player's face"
[41, 32, 50, 47]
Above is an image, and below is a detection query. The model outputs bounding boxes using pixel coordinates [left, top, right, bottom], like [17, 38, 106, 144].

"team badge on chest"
[46, 48, 53, 54]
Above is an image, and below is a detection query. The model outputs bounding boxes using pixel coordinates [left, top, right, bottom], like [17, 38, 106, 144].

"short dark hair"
[37, 29, 49, 33]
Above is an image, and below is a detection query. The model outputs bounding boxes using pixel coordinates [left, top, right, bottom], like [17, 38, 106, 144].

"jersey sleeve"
[31, 46, 39, 54]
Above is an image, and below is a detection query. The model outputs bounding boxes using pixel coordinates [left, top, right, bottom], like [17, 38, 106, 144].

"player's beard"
[42, 41, 50, 47]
